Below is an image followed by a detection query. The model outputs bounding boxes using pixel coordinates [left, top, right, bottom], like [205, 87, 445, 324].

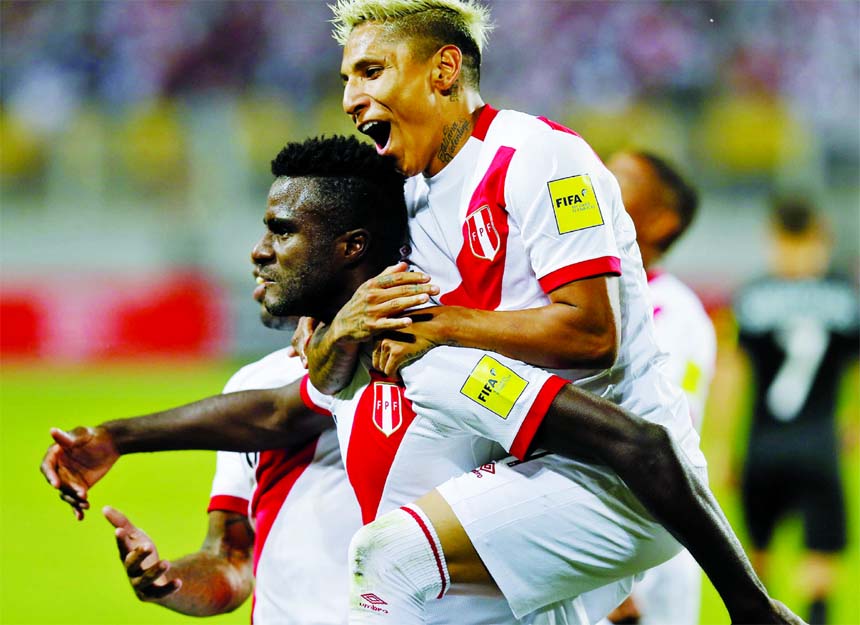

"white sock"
[349, 504, 451, 624]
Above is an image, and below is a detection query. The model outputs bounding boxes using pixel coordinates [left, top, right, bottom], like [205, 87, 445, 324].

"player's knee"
[348, 506, 450, 603]
[348, 521, 383, 582]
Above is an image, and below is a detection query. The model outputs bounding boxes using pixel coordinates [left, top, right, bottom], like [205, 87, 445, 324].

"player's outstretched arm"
[104, 506, 253, 616]
[534, 385, 805, 625]
[41, 379, 326, 517]
[306, 262, 439, 393]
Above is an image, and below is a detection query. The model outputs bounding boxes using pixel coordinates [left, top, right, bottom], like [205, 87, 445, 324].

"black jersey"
[734, 274, 859, 432]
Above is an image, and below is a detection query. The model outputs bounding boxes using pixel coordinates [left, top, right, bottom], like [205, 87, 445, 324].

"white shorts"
[436, 453, 698, 620]
[631, 548, 701, 625]
[401, 346, 567, 459]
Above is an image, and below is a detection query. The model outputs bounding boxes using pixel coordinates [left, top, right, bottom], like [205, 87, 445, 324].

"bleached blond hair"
[330, 0, 494, 86]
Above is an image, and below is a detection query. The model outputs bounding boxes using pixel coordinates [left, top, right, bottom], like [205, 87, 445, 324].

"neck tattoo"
[438, 118, 470, 164]
[448, 81, 460, 102]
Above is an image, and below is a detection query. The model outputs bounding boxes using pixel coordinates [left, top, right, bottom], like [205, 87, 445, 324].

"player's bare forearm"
[306, 322, 362, 394]
[103, 380, 326, 455]
[149, 551, 253, 616]
[410, 301, 616, 369]
[107, 508, 253, 616]
[534, 386, 777, 623]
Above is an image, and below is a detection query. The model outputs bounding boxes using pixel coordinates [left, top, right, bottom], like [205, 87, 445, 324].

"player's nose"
[251, 233, 274, 263]
[342, 79, 368, 120]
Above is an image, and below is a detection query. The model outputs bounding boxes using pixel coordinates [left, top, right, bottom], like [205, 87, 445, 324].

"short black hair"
[271, 135, 408, 266]
[635, 151, 699, 252]
[770, 195, 817, 234]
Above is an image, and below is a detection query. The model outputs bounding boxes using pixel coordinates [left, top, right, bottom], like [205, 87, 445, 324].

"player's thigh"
[429, 454, 682, 619]
[414, 488, 494, 587]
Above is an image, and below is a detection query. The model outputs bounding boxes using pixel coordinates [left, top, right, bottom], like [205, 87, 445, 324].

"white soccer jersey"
[647, 271, 717, 432]
[404, 105, 706, 468]
[301, 367, 522, 625]
[209, 349, 362, 625]
[302, 106, 710, 622]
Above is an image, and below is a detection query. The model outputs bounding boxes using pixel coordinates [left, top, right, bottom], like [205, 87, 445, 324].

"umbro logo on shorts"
[358, 593, 390, 614]
[360, 593, 388, 605]
[470, 463, 496, 478]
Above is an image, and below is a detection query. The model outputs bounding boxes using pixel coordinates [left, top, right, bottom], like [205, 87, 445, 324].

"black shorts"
[741, 440, 846, 553]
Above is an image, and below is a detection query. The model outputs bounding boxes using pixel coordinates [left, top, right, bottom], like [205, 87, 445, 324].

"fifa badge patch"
[465, 205, 500, 261]
[372, 382, 403, 436]
[460, 355, 528, 419]
[547, 174, 603, 233]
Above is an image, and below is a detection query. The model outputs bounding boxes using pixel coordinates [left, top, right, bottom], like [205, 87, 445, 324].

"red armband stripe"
[509, 375, 568, 460]
[207, 495, 249, 515]
[539, 256, 621, 294]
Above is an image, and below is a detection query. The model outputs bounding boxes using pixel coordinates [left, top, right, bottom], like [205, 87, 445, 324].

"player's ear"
[433, 45, 462, 95]
[338, 228, 370, 264]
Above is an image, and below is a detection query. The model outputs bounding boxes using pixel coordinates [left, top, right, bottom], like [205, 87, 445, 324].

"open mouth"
[359, 120, 391, 151]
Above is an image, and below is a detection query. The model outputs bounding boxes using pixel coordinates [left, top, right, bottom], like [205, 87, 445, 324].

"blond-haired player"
[305, 1, 802, 624]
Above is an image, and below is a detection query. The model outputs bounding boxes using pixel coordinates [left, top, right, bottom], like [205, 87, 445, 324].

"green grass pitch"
[1, 360, 857, 624]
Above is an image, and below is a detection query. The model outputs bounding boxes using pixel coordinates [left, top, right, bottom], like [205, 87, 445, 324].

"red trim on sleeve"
[400, 506, 448, 599]
[509, 375, 568, 460]
[539, 256, 621, 294]
[300, 375, 331, 416]
[207, 494, 249, 515]
[471, 105, 498, 141]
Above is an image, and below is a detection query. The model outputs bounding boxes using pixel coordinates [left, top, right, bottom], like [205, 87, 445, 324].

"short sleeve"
[208, 451, 254, 514]
[301, 376, 334, 416]
[506, 130, 622, 294]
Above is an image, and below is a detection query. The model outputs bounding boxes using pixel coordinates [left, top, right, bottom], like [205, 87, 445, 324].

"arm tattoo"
[438, 118, 470, 164]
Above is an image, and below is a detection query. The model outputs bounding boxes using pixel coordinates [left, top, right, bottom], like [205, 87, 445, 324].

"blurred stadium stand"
[1, 0, 857, 361]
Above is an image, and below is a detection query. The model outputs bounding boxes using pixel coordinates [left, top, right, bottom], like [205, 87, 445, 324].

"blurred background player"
[602, 150, 716, 625]
[732, 197, 859, 625]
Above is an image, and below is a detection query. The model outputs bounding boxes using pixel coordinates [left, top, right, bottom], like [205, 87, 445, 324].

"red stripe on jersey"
[301, 375, 332, 416]
[400, 506, 448, 599]
[207, 494, 249, 515]
[472, 105, 499, 141]
[537, 116, 604, 163]
[538, 256, 621, 294]
[346, 372, 417, 524]
[537, 116, 580, 137]
[250, 438, 319, 575]
[440, 146, 516, 310]
[509, 375, 568, 460]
